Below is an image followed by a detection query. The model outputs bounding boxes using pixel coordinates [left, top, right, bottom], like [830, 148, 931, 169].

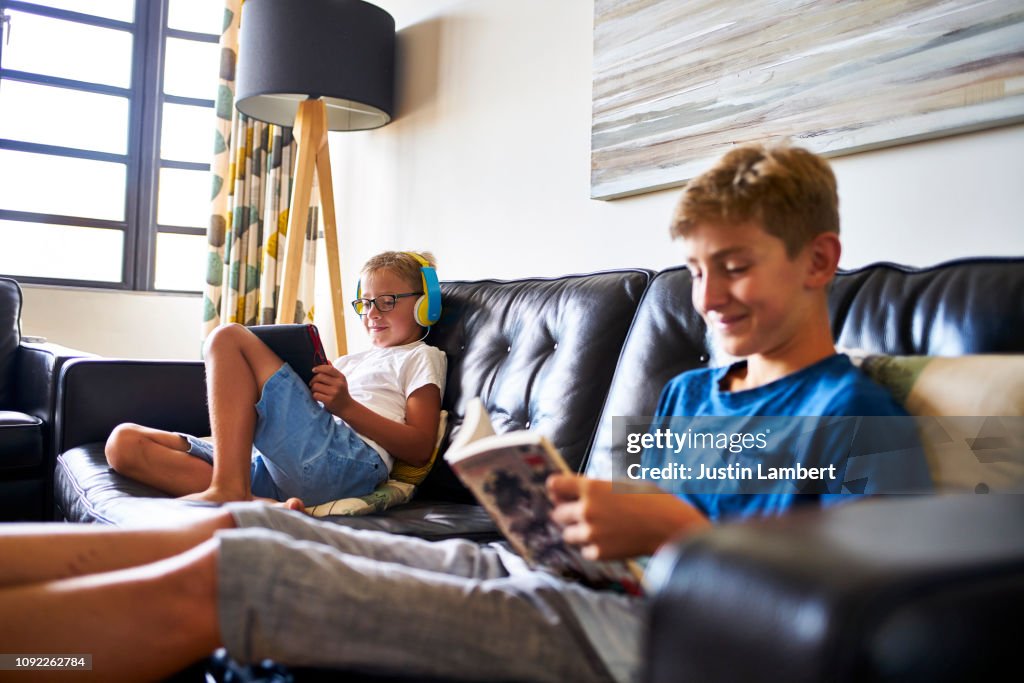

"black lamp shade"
[235, 0, 395, 130]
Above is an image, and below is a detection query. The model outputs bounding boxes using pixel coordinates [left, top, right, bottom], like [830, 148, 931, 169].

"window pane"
[0, 150, 125, 220]
[1, 11, 132, 88]
[161, 102, 216, 163]
[0, 219, 122, 282]
[20, 0, 134, 22]
[167, 0, 223, 35]
[157, 167, 211, 228]
[163, 37, 219, 100]
[0, 81, 129, 154]
[154, 232, 206, 291]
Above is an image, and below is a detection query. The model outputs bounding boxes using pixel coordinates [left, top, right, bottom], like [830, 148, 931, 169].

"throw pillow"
[391, 410, 449, 485]
[304, 480, 417, 517]
[861, 354, 1024, 416]
[859, 355, 1024, 493]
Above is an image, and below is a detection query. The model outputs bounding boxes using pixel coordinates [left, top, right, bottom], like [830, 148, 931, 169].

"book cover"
[445, 399, 644, 595]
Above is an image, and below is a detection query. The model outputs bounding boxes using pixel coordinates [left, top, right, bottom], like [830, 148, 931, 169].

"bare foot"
[180, 488, 251, 504]
[278, 497, 307, 513]
[254, 496, 307, 513]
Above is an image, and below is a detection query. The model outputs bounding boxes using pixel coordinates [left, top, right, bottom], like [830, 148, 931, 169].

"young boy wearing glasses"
[104, 251, 447, 508]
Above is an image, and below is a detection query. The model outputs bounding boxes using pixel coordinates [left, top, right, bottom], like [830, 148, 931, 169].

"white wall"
[832, 125, 1024, 267]
[20, 285, 203, 359]
[19, 0, 1024, 358]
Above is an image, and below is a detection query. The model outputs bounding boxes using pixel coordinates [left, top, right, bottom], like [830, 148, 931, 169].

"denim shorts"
[181, 363, 387, 505]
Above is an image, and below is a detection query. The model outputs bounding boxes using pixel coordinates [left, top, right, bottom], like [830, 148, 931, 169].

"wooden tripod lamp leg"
[314, 132, 348, 357]
[276, 100, 323, 325]
[277, 98, 348, 356]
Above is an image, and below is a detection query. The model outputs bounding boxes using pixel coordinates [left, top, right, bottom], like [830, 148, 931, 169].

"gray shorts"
[215, 504, 645, 682]
[181, 363, 387, 505]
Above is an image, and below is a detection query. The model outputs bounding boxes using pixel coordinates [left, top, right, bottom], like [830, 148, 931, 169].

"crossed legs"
[0, 512, 234, 682]
[105, 323, 285, 503]
[105, 424, 212, 496]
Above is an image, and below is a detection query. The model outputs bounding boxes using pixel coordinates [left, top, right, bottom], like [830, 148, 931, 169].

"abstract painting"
[591, 0, 1024, 199]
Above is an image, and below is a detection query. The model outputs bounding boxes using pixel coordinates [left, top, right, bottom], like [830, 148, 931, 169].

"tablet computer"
[249, 324, 329, 385]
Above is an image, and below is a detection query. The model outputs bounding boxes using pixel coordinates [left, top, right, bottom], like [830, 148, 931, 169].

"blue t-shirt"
[645, 354, 930, 521]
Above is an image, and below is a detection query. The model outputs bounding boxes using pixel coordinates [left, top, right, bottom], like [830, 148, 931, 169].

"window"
[0, 0, 222, 292]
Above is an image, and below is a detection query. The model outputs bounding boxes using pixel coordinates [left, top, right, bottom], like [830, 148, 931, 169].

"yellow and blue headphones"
[356, 252, 442, 327]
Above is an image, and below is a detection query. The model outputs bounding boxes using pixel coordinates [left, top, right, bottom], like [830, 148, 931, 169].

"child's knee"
[203, 323, 248, 357]
[105, 423, 146, 471]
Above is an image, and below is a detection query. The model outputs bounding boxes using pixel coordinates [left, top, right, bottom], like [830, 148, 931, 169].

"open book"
[444, 398, 644, 595]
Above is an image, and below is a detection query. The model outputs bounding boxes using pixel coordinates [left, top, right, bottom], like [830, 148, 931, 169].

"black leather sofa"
[51, 258, 1024, 681]
[55, 268, 654, 532]
[0, 277, 89, 521]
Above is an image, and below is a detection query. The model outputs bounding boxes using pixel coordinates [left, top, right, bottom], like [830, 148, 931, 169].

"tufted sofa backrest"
[418, 269, 652, 500]
[829, 258, 1024, 355]
[0, 277, 22, 409]
[584, 257, 1024, 477]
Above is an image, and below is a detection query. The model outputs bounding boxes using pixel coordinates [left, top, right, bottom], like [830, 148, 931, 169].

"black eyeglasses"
[351, 292, 420, 316]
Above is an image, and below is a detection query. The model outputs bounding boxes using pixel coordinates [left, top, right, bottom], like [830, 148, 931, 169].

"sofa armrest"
[14, 342, 94, 422]
[15, 341, 96, 470]
[55, 358, 209, 454]
[643, 495, 1024, 683]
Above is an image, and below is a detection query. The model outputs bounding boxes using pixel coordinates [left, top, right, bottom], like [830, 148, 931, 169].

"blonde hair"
[360, 251, 437, 291]
[670, 142, 839, 256]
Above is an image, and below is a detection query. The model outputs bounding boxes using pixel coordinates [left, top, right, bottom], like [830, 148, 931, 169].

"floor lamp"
[235, 0, 396, 355]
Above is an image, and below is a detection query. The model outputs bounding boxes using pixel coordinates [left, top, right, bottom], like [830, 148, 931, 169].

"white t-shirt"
[333, 340, 447, 470]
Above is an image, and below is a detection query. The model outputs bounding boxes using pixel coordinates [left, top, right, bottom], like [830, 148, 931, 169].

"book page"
[445, 397, 497, 460]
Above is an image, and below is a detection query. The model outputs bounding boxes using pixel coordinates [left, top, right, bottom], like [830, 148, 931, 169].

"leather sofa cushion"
[0, 278, 22, 409]
[55, 444, 499, 540]
[0, 410, 43, 469]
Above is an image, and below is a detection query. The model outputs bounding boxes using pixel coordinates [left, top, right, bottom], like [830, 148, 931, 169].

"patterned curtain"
[203, 0, 319, 339]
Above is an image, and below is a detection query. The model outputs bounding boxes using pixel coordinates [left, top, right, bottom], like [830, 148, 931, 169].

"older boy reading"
[0, 144, 925, 683]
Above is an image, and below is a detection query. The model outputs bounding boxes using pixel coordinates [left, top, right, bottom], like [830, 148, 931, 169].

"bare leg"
[0, 512, 235, 588]
[183, 323, 285, 504]
[105, 423, 213, 496]
[0, 539, 222, 682]
[105, 425, 305, 507]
